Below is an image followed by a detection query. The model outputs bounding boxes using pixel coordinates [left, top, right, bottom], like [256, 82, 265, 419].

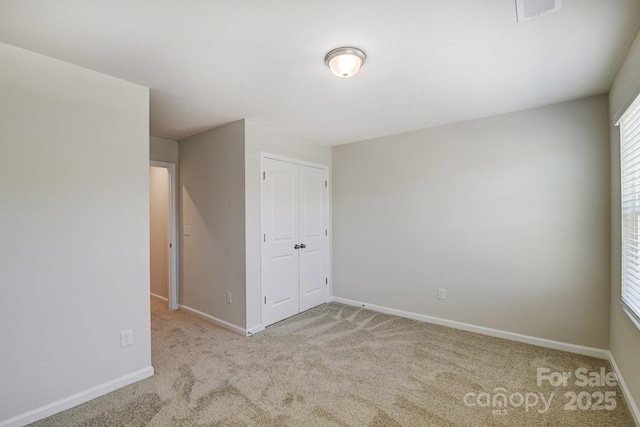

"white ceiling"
[1, 0, 639, 145]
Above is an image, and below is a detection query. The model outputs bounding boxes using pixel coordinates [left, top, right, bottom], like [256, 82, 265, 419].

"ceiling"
[1, 1, 639, 146]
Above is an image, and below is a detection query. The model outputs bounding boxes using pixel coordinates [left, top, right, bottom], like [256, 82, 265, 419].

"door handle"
[300, 243, 306, 249]
[294, 244, 301, 250]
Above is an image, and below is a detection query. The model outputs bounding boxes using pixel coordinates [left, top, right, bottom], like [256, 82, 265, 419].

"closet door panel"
[299, 165, 328, 311]
[261, 158, 300, 326]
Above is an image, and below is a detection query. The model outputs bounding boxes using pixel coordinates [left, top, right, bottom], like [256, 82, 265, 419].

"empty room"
[3, 1, 640, 426]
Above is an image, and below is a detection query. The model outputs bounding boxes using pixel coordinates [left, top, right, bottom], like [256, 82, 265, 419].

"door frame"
[150, 160, 179, 310]
[259, 152, 331, 328]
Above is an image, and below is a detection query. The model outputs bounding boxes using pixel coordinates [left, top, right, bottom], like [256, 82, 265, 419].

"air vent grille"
[516, 0, 561, 23]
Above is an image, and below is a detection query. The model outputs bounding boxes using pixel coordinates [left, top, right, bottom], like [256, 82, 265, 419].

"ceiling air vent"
[516, 0, 561, 23]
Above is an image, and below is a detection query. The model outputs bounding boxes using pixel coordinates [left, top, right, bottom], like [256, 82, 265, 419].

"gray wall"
[244, 120, 332, 332]
[150, 136, 178, 163]
[179, 121, 247, 329]
[609, 29, 640, 413]
[0, 42, 152, 423]
[332, 95, 610, 349]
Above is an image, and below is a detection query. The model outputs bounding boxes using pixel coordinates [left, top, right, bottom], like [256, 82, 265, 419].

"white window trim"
[622, 304, 640, 331]
[618, 90, 640, 331]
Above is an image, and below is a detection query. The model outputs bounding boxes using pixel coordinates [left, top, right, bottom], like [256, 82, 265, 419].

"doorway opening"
[150, 161, 178, 310]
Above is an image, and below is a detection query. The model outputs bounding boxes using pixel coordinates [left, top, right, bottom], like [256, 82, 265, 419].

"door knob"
[300, 243, 306, 249]
[294, 244, 301, 250]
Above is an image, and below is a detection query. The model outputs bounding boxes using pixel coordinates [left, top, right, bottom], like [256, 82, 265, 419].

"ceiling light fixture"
[324, 47, 366, 78]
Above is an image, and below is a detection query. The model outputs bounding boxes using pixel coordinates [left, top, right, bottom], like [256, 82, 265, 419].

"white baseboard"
[331, 297, 610, 359]
[150, 292, 168, 302]
[179, 304, 245, 336]
[0, 366, 154, 427]
[607, 352, 640, 426]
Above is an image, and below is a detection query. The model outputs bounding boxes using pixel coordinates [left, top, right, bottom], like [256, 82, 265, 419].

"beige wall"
[0, 42, 151, 423]
[244, 120, 332, 332]
[332, 95, 610, 349]
[150, 166, 170, 299]
[179, 120, 246, 328]
[150, 136, 178, 163]
[609, 29, 640, 413]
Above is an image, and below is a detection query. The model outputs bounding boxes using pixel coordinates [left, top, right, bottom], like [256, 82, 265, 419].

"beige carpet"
[31, 300, 635, 426]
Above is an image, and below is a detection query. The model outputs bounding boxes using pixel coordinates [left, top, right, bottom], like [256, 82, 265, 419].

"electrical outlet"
[226, 292, 232, 304]
[121, 329, 133, 347]
[184, 225, 191, 236]
[438, 288, 446, 300]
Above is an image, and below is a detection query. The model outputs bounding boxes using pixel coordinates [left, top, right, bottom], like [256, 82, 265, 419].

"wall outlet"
[437, 288, 446, 300]
[183, 225, 191, 236]
[226, 291, 232, 304]
[121, 329, 133, 347]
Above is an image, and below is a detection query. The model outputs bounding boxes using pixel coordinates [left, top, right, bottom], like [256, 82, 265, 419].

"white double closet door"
[261, 156, 329, 328]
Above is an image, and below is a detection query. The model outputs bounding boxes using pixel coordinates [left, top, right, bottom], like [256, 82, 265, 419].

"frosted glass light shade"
[324, 47, 366, 78]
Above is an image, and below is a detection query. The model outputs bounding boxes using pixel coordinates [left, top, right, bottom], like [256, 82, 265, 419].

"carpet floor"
[30, 299, 635, 426]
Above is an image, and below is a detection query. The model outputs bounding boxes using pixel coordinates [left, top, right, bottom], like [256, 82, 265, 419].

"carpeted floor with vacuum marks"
[31, 299, 635, 426]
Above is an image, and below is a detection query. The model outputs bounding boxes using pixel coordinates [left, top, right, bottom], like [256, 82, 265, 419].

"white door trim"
[150, 160, 179, 310]
[261, 152, 328, 170]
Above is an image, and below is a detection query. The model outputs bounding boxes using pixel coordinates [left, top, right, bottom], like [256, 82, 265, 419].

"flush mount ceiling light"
[324, 47, 366, 78]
